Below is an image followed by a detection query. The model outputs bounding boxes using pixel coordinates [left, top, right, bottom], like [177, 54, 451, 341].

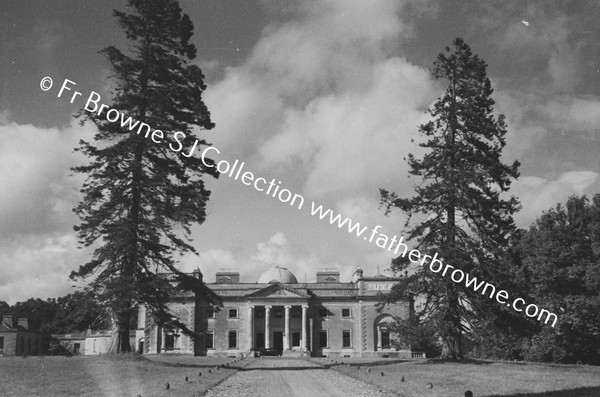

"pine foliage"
[380, 38, 520, 359]
[71, 0, 220, 353]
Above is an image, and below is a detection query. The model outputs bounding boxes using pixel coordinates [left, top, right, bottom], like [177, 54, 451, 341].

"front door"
[273, 331, 284, 351]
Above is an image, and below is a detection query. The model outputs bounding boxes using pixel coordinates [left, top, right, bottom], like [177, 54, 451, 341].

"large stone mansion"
[139, 266, 414, 357]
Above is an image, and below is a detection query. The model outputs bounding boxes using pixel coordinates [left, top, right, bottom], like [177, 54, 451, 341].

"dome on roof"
[257, 266, 298, 284]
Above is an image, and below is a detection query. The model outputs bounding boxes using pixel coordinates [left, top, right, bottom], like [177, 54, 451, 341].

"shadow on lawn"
[337, 357, 492, 367]
[238, 365, 328, 371]
[422, 358, 495, 365]
[339, 359, 417, 367]
[149, 360, 240, 369]
[146, 360, 323, 371]
[489, 386, 600, 397]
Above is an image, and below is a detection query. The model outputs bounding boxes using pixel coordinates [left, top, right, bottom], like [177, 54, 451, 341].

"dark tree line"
[0, 291, 107, 333]
[492, 195, 600, 365]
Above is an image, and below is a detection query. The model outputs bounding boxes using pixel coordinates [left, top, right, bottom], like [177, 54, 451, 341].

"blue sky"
[1, 1, 599, 303]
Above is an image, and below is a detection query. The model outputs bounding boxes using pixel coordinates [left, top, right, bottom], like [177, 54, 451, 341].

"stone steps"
[282, 350, 308, 357]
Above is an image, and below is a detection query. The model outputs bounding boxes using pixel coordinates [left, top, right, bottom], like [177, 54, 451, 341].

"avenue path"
[204, 358, 399, 397]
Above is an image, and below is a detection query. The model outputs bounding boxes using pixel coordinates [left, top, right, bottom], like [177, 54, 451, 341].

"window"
[73, 343, 80, 354]
[206, 307, 215, 318]
[0, 336, 4, 350]
[319, 308, 329, 318]
[292, 332, 300, 347]
[205, 331, 214, 349]
[165, 332, 175, 350]
[342, 308, 351, 318]
[319, 330, 328, 348]
[228, 330, 237, 349]
[342, 330, 351, 348]
[256, 332, 264, 348]
[228, 309, 238, 318]
[274, 308, 283, 318]
[381, 329, 390, 348]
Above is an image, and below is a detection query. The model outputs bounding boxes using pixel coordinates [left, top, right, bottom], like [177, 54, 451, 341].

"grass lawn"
[3, 355, 600, 396]
[0, 354, 244, 397]
[324, 358, 600, 397]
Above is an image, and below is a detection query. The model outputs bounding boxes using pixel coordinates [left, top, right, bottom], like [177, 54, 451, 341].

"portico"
[247, 303, 309, 352]
[247, 283, 311, 353]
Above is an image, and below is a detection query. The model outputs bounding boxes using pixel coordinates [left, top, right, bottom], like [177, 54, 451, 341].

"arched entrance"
[373, 314, 394, 351]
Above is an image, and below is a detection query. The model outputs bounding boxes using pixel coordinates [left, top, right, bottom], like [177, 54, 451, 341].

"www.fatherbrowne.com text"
[43, 76, 558, 328]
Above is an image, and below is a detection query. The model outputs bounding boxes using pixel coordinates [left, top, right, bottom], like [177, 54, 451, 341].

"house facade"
[0, 316, 46, 356]
[139, 266, 414, 358]
[52, 330, 137, 355]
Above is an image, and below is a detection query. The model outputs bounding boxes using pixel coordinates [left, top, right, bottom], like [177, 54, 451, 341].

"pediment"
[247, 283, 309, 299]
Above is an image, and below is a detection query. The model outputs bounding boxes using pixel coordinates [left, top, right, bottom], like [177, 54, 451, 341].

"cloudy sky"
[1, 1, 599, 303]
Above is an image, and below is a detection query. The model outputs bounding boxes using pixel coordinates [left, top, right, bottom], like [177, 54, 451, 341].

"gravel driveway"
[204, 358, 399, 397]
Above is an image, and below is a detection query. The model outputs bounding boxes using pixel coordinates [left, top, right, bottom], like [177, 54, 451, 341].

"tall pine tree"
[380, 38, 520, 359]
[71, 0, 220, 353]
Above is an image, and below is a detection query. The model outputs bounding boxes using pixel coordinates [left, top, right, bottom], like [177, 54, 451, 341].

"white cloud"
[0, 117, 94, 302]
[0, 234, 86, 304]
[253, 231, 291, 265]
[542, 96, 600, 132]
[204, 0, 437, 201]
[0, 120, 89, 236]
[180, 249, 238, 279]
[512, 171, 599, 227]
[184, 232, 326, 284]
[496, 89, 600, 169]
[336, 196, 407, 242]
[559, 171, 599, 194]
[260, 58, 434, 198]
[0, 110, 11, 124]
[251, 232, 323, 283]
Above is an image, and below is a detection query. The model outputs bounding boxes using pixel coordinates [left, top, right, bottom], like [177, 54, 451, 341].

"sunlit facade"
[138, 266, 414, 357]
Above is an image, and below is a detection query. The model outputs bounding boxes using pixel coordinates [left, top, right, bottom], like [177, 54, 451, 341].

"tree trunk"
[441, 66, 464, 361]
[107, 309, 132, 354]
[441, 286, 464, 360]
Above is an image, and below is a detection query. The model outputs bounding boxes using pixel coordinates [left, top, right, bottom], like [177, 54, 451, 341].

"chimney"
[193, 267, 203, 282]
[216, 269, 239, 283]
[316, 269, 340, 283]
[2, 315, 15, 329]
[352, 267, 364, 283]
[18, 317, 29, 330]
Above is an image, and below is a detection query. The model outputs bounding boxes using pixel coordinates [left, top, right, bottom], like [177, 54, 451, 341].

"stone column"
[248, 305, 254, 352]
[284, 305, 291, 351]
[265, 305, 272, 349]
[377, 326, 382, 350]
[301, 305, 308, 350]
